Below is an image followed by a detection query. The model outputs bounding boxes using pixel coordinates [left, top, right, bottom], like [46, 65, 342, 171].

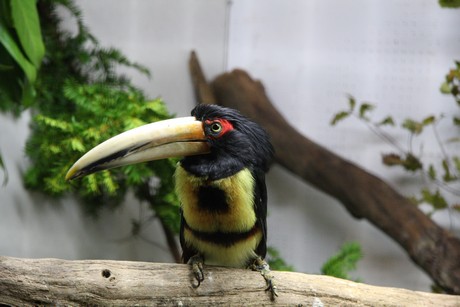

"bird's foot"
[188, 254, 205, 288]
[250, 257, 278, 301]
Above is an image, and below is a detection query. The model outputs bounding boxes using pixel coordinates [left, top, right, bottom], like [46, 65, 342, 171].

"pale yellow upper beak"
[66, 116, 210, 180]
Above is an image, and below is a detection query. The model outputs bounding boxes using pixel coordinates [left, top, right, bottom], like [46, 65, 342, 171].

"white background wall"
[1, 0, 459, 292]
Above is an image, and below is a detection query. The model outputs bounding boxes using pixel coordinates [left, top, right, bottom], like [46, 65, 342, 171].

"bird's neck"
[180, 153, 245, 180]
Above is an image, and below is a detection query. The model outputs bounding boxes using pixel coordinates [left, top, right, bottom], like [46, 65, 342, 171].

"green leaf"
[0, 1, 12, 27]
[123, 117, 146, 131]
[330, 111, 350, 126]
[84, 175, 100, 194]
[69, 138, 86, 152]
[102, 171, 118, 195]
[348, 95, 356, 111]
[10, 0, 45, 67]
[422, 116, 435, 126]
[144, 99, 169, 117]
[21, 78, 36, 107]
[428, 164, 436, 180]
[34, 115, 72, 132]
[382, 153, 403, 167]
[403, 153, 423, 171]
[382, 153, 423, 172]
[378, 116, 395, 126]
[0, 46, 24, 114]
[421, 188, 448, 210]
[0, 63, 14, 71]
[0, 23, 36, 83]
[321, 242, 362, 281]
[0, 152, 8, 186]
[402, 119, 423, 135]
[440, 82, 451, 94]
[453, 117, 460, 126]
[442, 159, 456, 182]
[453, 157, 460, 173]
[439, 0, 460, 8]
[358, 103, 374, 120]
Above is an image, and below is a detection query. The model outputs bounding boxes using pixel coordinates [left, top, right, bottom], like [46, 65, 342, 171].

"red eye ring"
[204, 119, 233, 138]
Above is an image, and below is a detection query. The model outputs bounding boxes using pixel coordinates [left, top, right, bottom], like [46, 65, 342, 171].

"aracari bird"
[66, 104, 277, 299]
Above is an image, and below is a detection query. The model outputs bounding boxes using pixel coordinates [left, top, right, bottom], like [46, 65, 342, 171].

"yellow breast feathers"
[175, 164, 257, 233]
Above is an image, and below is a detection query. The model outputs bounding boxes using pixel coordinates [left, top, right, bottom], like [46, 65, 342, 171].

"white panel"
[228, 0, 460, 291]
[70, 0, 229, 116]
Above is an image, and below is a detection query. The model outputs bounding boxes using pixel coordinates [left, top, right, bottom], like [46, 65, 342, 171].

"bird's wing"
[253, 168, 268, 259]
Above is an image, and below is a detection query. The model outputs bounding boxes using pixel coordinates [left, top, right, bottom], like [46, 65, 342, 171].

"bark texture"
[0, 256, 458, 306]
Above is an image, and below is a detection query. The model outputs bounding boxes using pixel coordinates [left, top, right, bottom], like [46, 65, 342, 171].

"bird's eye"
[211, 122, 222, 133]
[204, 119, 233, 139]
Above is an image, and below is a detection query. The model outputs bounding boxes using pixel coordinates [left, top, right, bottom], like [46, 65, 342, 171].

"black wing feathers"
[253, 168, 268, 259]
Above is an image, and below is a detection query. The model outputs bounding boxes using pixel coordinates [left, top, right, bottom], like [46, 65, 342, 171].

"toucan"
[66, 104, 277, 299]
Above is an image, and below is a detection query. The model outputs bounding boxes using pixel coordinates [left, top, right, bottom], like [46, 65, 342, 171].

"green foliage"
[400, 116, 437, 136]
[321, 242, 362, 281]
[378, 116, 395, 127]
[10, 0, 45, 67]
[358, 103, 375, 121]
[439, 0, 460, 8]
[421, 188, 448, 211]
[24, 83, 170, 197]
[330, 95, 354, 125]
[0, 152, 7, 186]
[440, 61, 460, 106]
[402, 119, 424, 135]
[0, 0, 181, 232]
[330, 111, 350, 126]
[267, 247, 295, 271]
[382, 153, 423, 172]
[330, 97, 377, 126]
[0, 0, 44, 114]
[331, 62, 460, 217]
[32, 0, 150, 116]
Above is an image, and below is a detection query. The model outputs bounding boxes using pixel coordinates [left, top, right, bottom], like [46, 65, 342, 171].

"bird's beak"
[66, 116, 209, 180]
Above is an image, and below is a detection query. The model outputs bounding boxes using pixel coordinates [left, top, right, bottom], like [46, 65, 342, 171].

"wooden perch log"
[0, 256, 458, 306]
[200, 68, 460, 294]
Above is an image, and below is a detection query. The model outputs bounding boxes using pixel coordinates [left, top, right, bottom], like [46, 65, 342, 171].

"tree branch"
[0, 256, 458, 306]
[202, 67, 460, 294]
[189, 50, 216, 105]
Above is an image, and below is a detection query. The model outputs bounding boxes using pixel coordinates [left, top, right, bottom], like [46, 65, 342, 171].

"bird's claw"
[264, 277, 278, 300]
[250, 257, 278, 301]
[189, 254, 204, 288]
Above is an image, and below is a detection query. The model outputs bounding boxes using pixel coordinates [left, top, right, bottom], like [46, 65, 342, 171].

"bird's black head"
[181, 104, 274, 180]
